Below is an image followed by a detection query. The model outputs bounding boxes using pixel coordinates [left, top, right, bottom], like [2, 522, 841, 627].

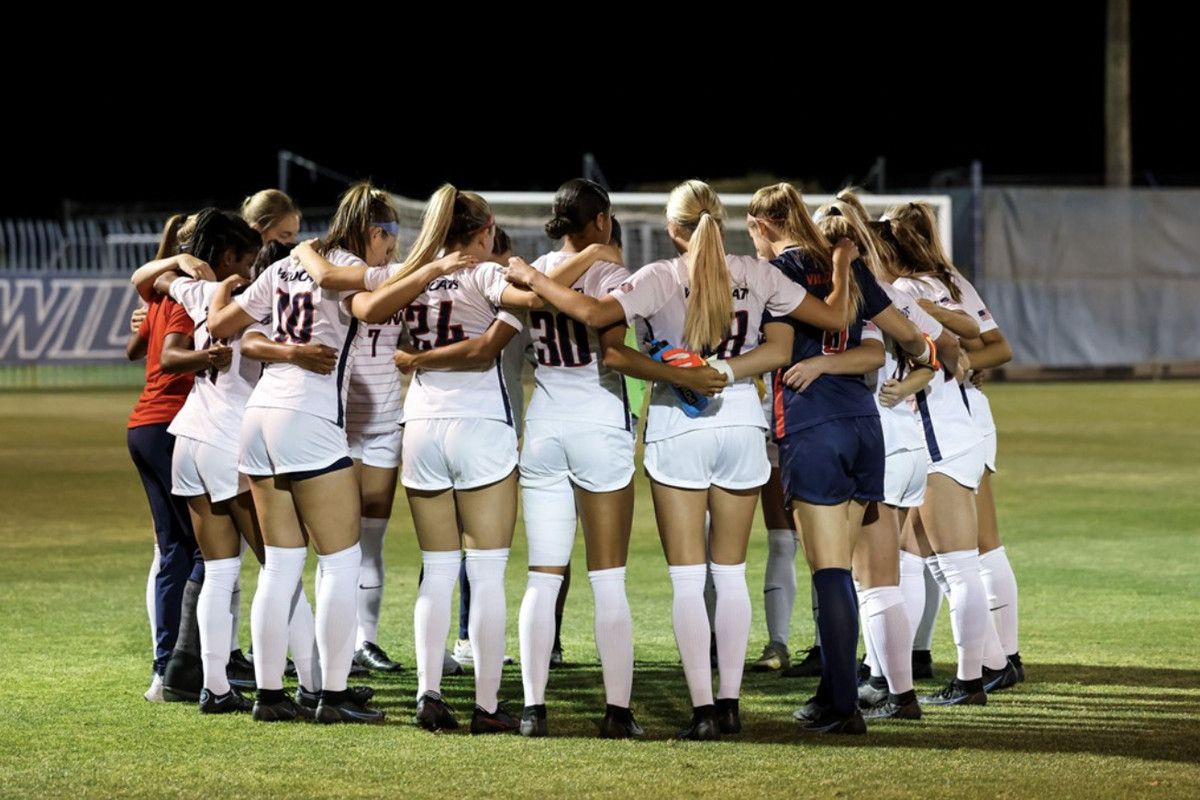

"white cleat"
[144, 672, 165, 703]
[452, 639, 474, 666]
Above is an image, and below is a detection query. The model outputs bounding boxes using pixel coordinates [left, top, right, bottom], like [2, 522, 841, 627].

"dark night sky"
[6, 5, 1191, 218]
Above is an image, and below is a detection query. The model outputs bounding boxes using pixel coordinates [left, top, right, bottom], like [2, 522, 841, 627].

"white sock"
[466, 548, 510, 714]
[856, 582, 881, 678]
[147, 541, 161, 654]
[764, 529, 797, 646]
[288, 580, 319, 692]
[588, 567, 633, 708]
[982, 613, 1009, 671]
[518, 571, 564, 707]
[415, 550, 460, 699]
[668, 564, 712, 707]
[315, 543, 362, 693]
[811, 580, 822, 648]
[936, 549, 988, 681]
[860, 586, 913, 694]
[898, 551, 928, 644]
[913, 559, 944, 650]
[980, 546, 1020, 655]
[357, 517, 388, 648]
[197, 556, 240, 694]
[711, 562, 751, 701]
[250, 546, 306, 691]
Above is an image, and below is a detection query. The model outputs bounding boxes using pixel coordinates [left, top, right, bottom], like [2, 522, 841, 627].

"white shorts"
[766, 438, 780, 470]
[348, 428, 403, 469]
[239, 406, 350, 477]
[520, 419, 635, 493]
[172, 435, 248, 503]
[402, 417, 518, 491]
[644, 426, 770, 491]
[982, 431, 997, 473]
[883, 448, 928, 508]
[928, 445, 986, 492]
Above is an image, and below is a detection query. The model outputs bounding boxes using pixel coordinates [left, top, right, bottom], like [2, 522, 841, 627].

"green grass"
[1, 383, 1198, 798]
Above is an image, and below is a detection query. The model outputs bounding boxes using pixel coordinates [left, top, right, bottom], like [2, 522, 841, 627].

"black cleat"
[227, 649, 256, 691]
[715, 697, 741, 734]
[549, 645, 564, 669]
[1009, 652, 1026, 683]
[471, 703, 520, 734]
[519, 704, 548, 737]
[781, 646, 822, 678]
[792, 695, 829, 722]
[675, 705, 720, 741]
[751, 641, 790, 672]
[315, 691, 385, 724]
[415, 692, 459, 731]
[858, 676, 890, 710]
[863, 691, 922, 721]
[199, 688, 252, 714]
[983, 660, 1020, 692]
[799, 707, 867, 734]
[162, 652, 203, 702]
[252, 693, 313, 722]
[354, 641, 403, 673]
[598, 705, 644, 739]
[856, 654, 871, 685]
[920, 678, 987, 706]
[296, 685, 375, 710]
[912, 649, 934, 680]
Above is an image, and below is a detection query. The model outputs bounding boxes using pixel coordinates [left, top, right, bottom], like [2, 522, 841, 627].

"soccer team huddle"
[126, 176, 1022, 739]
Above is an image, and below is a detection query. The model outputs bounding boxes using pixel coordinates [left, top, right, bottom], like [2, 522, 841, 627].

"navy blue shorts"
[777, 416, 885, 506]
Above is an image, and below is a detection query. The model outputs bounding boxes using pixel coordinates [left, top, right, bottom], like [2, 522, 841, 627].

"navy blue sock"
[812, 568, 859, 717]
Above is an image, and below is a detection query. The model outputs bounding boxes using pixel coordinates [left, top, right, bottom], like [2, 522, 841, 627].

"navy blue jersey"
[767, 250, 892, 439]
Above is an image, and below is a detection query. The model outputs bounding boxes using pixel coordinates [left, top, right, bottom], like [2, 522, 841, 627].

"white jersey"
[947, 271, 1000, 436]
[613, 254, 808, 443]
[401, 261, 524, 424]
[166, 277, 267, 455]
[525, 252, 634, 432]
[237, 248, 364, 426]
[891, 275, 982, 462]
[501, 327, 533, 437]
[346, 264, 407, 436]
[874, 281, 944, 455]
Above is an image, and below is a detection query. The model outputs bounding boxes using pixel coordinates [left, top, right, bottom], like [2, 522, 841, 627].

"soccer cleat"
[348, 662, 368, 677]
[983, 660, 1020, 692]
[144, 672, 165, 703]
[1009, 652, 1026, 683]
[199, 688, 252, 714]
[920, 678, 987, 706]
[296, 685, 375, 710]
[799, 707, 867, 734]
[715, 697, 742, 734]
[252, 693, 314, 722]
[162, 652, 203, 702]
[912, 649, 934, 680]
[442, 649, 464, 676]
[519, 704, 548, 737]
[354, 641, 403, 673]
[599, 705, 644, 739]
[452, 639, 474, 666]
[751, 641, 791, 672]
[316, 693, 385, 724]
[415, 692, 459, 731]
[227, 649, 256, 691]
[858, 677, 890, 710]
[471, 703, 520, 734]
[863, 692, 922, 721]
[781, 645, 822, 678]
[675, 705, 720, 741]
[550, 645, 564, 669]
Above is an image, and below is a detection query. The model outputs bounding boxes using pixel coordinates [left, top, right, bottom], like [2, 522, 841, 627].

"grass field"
[1, 382, 1198, 799]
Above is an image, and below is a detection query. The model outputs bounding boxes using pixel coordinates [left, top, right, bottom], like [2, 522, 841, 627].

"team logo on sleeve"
[978, 308, 992, 320]
[618, 282, 634, 294]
